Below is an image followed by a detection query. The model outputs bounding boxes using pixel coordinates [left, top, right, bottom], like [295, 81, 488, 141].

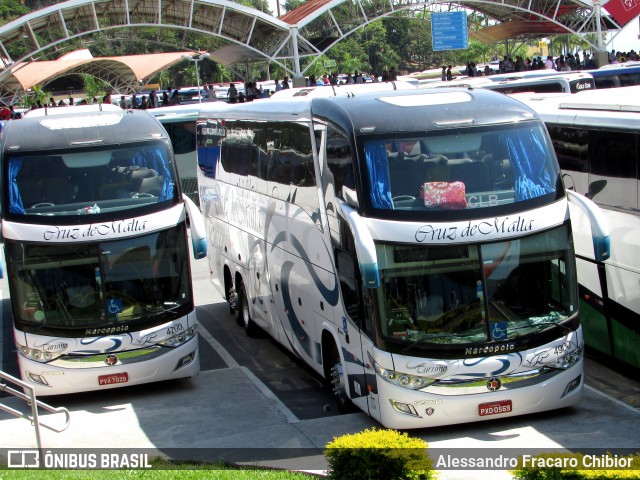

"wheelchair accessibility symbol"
[491, 322, 508, 340]
[107, 298, 123, 314]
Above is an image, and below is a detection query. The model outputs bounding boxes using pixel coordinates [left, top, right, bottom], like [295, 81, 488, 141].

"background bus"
[195, 88, 607, 428]
[512, 87, 640, 370]
[485, 72, 595, 94]
[149, 104, 203, 204]
[585, 64, 640, 89]
[0, 107, 206, 395]
[420, 72, 595, 95]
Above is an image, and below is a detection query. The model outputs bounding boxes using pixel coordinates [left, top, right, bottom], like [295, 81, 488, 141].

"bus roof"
[199, 88, 539, 135]
[418, 77, 494, 89]
[269, 80, 415, 99]
[510, 85, 640, 129]
[1, 109, 168, 153]
[23, 103, 123, 117]
[149, 104, 203, 123]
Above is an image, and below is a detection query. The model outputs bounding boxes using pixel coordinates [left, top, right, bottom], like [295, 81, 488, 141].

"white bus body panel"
[14, 313, 199, 396]
[367, 328, 583, 429]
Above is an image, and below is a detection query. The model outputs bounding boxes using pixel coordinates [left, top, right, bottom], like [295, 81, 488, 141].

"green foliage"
[22, 84, 48, 108]
[0, 0, 29, 24]
[511, 452, 640, 480]
[324, 427, 434, 480]
[80, 74, 111, 102]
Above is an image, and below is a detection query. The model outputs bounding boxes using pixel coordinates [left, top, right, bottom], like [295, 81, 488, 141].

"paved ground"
[1, 250, 639, 478]
[2, 302, 640, 480]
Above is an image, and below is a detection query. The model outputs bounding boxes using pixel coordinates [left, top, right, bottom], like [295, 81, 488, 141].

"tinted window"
[547, 126, 589, 173]
[267, 123, 315, 187]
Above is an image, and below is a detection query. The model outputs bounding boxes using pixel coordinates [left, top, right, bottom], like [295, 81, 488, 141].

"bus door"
[320, 122, 377, 419]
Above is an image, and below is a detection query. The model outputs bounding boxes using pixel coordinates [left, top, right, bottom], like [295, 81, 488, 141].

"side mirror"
[562, 173, 575, 191]
[182, 194, 207, 259]
[586, 179, 607, 200]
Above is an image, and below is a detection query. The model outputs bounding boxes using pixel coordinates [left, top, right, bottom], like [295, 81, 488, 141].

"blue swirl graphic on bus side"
[460, 355, 521, 377]
[248, 236, 266, 307]
[77, 335, 131, 353]
[270, 230, 340, 306]
[341, 346, 365, 368]
[280, 261, 312, 356]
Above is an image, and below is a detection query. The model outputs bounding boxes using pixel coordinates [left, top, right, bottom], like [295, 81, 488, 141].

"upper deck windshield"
[361, 122, 560, 217]
[5, 141, 177, 220]
[376, 224, 577, 352]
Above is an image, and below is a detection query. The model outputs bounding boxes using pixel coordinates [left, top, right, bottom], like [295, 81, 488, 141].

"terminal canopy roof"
[0, 0, 637, 100]
[283, 0, 635, 48]
[1, 49, 192, 99]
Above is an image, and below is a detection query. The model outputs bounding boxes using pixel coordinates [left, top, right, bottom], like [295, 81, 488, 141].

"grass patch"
[0, 459, 320, 480]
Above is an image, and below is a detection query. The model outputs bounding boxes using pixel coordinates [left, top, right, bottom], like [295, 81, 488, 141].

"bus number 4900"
[478, 399, 512, 416]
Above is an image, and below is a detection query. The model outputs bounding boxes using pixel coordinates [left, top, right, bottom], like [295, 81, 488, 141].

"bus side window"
[325, 124, 356, 203]
[335, 248, 362, 325]
[589, 129, 637, 210]
[334, 220, 373, 336]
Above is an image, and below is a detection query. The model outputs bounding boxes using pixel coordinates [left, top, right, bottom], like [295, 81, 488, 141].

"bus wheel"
[238, 284, 258, 337]
[228, 286, 237, 316]
[329, 347, 354, 414]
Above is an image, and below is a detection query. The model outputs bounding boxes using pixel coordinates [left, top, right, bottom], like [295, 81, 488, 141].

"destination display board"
[431, 11, 468, 51]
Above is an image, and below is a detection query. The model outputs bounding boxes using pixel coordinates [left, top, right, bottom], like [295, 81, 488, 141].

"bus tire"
[229, 286, 238, 318]
[329, 345, 355, 414]
[238, 283, 259, 337]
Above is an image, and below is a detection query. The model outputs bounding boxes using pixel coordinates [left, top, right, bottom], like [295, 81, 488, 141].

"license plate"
[478, 399, 512, 416]
[98, 372, 129, 386]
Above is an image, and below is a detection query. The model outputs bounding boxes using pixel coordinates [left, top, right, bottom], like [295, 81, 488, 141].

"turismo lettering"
[43, 219, 148, 241]
[405, 361, 448, 375]
[415, 216, 534, 243]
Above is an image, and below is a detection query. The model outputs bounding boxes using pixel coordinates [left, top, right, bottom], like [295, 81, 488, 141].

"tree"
[283, 0, 305, 15]
[80, 73, 111, 103]
[23, 84, 48, 108]
[0, 0, 29, 24]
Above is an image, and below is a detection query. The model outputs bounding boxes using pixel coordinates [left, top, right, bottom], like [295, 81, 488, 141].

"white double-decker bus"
[196, 88, 608, 428]
[0, 107, 206, 395]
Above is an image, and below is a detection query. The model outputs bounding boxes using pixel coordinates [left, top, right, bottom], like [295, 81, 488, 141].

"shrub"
[324, 427, 434, 480]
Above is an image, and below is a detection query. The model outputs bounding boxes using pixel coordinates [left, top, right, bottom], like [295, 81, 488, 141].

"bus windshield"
[6, 141, 177, 217]
[7, 223, 192, 334]
[377, 224, 577, 349]
[362, 122, 559, 212]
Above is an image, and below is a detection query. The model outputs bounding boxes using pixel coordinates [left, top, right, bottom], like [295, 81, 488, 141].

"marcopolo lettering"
[85, 326, 130, 336]
[465, 343, 516, 356]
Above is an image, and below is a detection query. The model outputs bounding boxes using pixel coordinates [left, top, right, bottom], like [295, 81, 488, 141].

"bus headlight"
[19, 346, 61, 363]
[369, 353, 438, 390]
[545, 346, 584, 369]
[158, 326, 198, 348]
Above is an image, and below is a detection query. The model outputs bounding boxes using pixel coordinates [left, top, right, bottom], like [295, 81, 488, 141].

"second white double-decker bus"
[0, 107, 206, 395]
[196, 88, 609, 428]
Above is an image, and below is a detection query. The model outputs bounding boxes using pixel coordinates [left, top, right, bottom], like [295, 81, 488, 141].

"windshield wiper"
[402, 321, 575, 355]
[403, 332, 472, 354]
[507, 321, 575, 337]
